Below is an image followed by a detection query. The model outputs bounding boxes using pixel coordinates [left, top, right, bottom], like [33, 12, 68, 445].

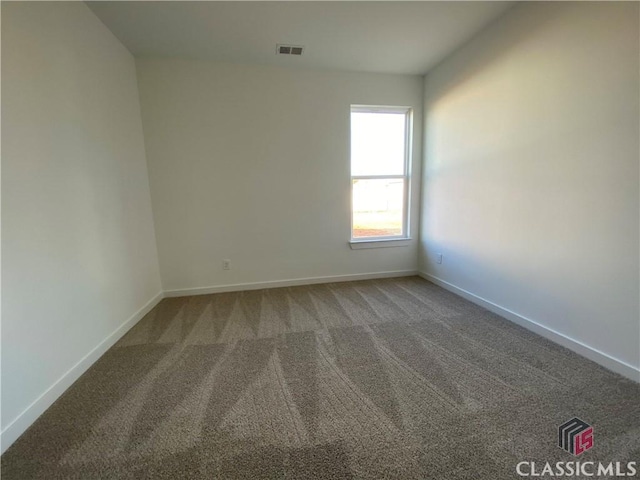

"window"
[350, 106, 411, 243]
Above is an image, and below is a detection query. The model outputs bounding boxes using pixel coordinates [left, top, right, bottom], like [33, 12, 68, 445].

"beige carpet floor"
[2, 276, 639, 479]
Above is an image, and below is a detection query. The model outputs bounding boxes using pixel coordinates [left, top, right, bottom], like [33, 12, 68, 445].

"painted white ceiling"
[87, 1, 513, 75]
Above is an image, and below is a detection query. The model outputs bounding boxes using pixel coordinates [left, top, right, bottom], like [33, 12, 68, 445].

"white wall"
[136, 59, 423, 293]
[420, 2, 639, 378]
[2, 2, 162, 450]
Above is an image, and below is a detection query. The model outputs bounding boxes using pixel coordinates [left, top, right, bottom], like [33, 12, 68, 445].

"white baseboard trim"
[0, 271, 419, 453]
[164, 270, 419, 297]
[0, 291, 165, 454]
[8, 268, 634, 455]
[419, 272, 640, 383]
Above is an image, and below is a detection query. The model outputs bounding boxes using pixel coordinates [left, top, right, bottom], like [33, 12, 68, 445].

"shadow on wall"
[422, 235, 583, 318]
[420, 0, 640, 372]
[423, 2, 560, 108]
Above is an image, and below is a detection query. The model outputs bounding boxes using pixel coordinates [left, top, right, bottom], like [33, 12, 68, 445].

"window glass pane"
[352, 178, 404, 238]
[351, 112, 406, 176]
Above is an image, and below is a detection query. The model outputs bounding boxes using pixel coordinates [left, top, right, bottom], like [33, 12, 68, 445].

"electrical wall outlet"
[222, 259, 231, 270]
[436, 253, 443, 264]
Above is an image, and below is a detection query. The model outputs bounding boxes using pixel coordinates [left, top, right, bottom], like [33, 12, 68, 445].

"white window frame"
[349, 105, 412, 247]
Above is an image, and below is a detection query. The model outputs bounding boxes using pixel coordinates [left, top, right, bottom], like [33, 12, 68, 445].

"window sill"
[349, 238, 412, 250]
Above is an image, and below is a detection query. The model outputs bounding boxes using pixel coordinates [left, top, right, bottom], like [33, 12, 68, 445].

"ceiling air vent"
[277, 44, 304, 56]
